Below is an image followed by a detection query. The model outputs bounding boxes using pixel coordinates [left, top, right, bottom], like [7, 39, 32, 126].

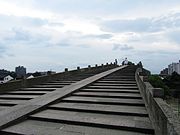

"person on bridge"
[122, 58, 128, 65]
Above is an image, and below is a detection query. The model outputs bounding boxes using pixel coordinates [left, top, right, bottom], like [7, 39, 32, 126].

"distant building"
[3, 75, 14, 83]
[27, 75, 34, 79]
[15, 66, 26, 78]
[160, 68, 168, 76]
[0, 69, 10, 75]
[167, 60, 180, 75]
[0, 75, 14, 84]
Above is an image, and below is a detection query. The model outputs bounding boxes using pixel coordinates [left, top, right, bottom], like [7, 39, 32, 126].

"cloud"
[83, 34, 113, 39]
[166, 29, 180, 44]
[0, 41, 7, 57]
[3, 27, 51, 46]
[0, 14, 48, 29]
[0, 46, 6, 56]
[100, 12, 180, 33]
[48, 22, 64, 27]
[113, 44, 134, 51]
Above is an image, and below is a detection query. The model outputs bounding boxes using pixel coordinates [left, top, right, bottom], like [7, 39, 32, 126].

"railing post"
[65, 68, 68, 72]
[77, 66, 80, 70]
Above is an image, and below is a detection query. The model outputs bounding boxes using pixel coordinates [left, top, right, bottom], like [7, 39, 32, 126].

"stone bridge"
[0, 63, 179, 135]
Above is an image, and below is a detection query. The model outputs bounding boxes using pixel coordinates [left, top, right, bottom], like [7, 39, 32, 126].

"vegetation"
[148, 75, 170, 96]
[163, 72, 180, 89]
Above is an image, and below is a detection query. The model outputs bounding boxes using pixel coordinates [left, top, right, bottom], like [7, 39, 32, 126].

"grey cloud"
[166, 30, 180, 44]
[113, 44, 133, 51]
[101, 18, 152, 33]
[84, 34, 113, 39]
[3, 27, 51, 47]
[48, 22, 64, 26]
[54, 43, 71, 47]
[0, 42, 7, 57]
[0, 14, 48, 28]
[101, 12, 180, 33]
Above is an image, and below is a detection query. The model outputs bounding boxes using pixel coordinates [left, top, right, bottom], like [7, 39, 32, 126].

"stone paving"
[0, 65, 155, 134]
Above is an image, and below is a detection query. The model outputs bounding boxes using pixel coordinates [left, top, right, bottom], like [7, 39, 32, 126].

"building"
[167, 60, 180, 75]
[27, 75, 34, 79]
[160, 68, 168, 76]
[15, 66, 26, 79]
[3, 75, 14, 83]
[0, 75, 14, 84]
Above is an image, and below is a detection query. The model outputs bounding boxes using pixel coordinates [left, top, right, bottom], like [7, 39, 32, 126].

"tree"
[148, 75, 170, 96]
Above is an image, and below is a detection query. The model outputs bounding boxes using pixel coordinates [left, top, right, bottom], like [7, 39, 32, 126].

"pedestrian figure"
[124, 58, 128, 65]
[115, 59, 118, 65]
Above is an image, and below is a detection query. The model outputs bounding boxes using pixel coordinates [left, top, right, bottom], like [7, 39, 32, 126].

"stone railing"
[0, 63, 118, 92]
[135, 68, 180, 135]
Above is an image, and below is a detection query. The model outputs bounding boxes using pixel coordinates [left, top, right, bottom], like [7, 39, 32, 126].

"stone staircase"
[0, 65, 155, 135]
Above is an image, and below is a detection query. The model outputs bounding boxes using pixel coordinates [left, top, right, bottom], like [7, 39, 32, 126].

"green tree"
[148, 75, 170, 96]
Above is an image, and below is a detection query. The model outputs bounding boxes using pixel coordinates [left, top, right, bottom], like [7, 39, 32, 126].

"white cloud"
[1, 0, 180, 73]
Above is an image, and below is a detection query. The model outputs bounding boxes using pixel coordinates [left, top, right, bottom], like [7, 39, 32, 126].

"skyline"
[0, 0, 180, 73]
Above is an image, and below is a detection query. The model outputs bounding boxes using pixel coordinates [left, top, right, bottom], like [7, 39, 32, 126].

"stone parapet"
[0, 63, 118, 92]
[135, 68, 180, 135]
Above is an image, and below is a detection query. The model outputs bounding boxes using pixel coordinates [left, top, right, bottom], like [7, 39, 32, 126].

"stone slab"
[101, 78, 135, 81]
[97, 80, 136, 84]
[73, 92, 141, 98]
[30, 109, 154, 133]
[63, 96, 145, 106]
[92, 83, 137, 86]
[32, 85, 64, 88]
[50, 102, 148, 116]
[0, 99, 29, 105]
[79, 88, 140, 93]
[0, 66, 127, 130]
[87, 85, 138, 89]
[6, 91, 48, 95]
[43, 82, 71, 85]
[20, 88, 55, 91]
[0, 95, 38, 99]
[2, 119, 153, 135]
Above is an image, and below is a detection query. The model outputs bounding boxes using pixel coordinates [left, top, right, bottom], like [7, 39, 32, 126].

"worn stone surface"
[63, 96, 144, 105]
[88, 85, 138, 89]
[2, 120, 153, 135]
[0, 66, 126, 130]
[73, 91, 141, 98]
[30, 109, 153, 132]
[50, 102, 148, 116]
[80, 88, 140, 93]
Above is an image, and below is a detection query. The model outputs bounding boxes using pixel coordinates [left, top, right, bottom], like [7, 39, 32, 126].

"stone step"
[73, 92, 142, 99]
[92, 83, 137, 86]
[87, 85, 138, 90]
[101, 78, 135, 81]
[0, 99, 29, 105]
[2, 119, 154, 135]
[42, 83, 71, 85]
[79, 88, 140, 93]
[0, 106, 11, 112]
[4, 91, 49, 95]
[32, 85, 64, 88]
[104, 76, 135, 79]
[51, 81, 77, 83]
[30, 109, 154, 134]
[62, 96, 145, 106]
[0, 95, 38, 100]
[97, 80, 136, 84]
[49, 102, 148, 116]
[20, 88, 55, 91]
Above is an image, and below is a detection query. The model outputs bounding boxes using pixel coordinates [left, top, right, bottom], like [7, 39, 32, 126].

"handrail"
[0, 63, 118, 92]
[135, 67, 180, 135]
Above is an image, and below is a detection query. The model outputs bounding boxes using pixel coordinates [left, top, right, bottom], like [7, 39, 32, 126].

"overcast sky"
[0, 0, 180, 73]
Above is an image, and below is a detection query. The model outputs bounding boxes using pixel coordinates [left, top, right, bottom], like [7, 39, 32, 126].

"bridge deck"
[0, 65, 154, 135]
